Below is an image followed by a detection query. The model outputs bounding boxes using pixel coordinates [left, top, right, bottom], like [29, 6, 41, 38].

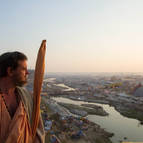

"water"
[52, 97, 143, 143]
[54, 83, 75, 91]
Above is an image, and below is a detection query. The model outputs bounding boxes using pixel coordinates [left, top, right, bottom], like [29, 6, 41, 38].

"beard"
[12, 74, 28, 87]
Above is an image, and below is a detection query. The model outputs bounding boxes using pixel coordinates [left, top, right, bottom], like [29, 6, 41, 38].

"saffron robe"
[0, 87, 45, 143]
[0, 96, 33, 143]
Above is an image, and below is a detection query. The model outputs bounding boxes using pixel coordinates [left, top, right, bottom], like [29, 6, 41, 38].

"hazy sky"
[0, 0, 143, 73]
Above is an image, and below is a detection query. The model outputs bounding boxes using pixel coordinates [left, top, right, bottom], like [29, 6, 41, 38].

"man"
[0, 51, 45, 143]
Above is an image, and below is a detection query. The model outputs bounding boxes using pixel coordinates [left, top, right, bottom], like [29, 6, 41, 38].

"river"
[52, 97, 143, 143]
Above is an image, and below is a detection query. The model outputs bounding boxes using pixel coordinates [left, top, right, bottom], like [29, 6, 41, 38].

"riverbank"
[58, 102, 108, 116]
[52, 96, 143, 142]
[58, 94, 143, 123]
[40, 96, 113, 143]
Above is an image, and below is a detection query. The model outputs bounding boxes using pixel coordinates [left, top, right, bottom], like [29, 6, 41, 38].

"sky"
[0, 0, 143, 73]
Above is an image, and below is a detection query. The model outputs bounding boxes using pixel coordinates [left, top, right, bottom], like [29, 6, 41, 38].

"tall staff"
[32, 40, 46, 140]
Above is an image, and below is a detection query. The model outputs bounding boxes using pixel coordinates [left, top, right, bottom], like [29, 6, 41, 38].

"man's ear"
[7, 67, 14, 77]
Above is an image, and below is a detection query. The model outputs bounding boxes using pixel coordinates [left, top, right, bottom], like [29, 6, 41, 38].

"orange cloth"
[0, 95, 33, 143]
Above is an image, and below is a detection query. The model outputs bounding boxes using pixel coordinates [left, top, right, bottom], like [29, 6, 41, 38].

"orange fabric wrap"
[32, 40, 46, 138]
[0, 95, 33, 143]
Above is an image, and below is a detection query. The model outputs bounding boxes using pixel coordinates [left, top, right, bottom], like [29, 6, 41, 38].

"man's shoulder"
[16, 86, 30, 93]
[16, 86, 33, 107]
[16, 86, 33, 124]
[16, 86, 33, 98]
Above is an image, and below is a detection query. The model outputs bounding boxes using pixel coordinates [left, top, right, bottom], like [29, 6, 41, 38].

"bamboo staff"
[32, 40, 46, 139]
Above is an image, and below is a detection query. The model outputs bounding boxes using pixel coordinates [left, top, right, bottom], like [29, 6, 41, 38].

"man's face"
[12, 60, 29, 86]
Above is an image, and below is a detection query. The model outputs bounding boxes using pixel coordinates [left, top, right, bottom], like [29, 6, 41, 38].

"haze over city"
[0, 0, 143, 73]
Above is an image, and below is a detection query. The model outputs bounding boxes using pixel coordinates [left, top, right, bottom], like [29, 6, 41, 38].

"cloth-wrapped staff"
[32, 40, 46, 140]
